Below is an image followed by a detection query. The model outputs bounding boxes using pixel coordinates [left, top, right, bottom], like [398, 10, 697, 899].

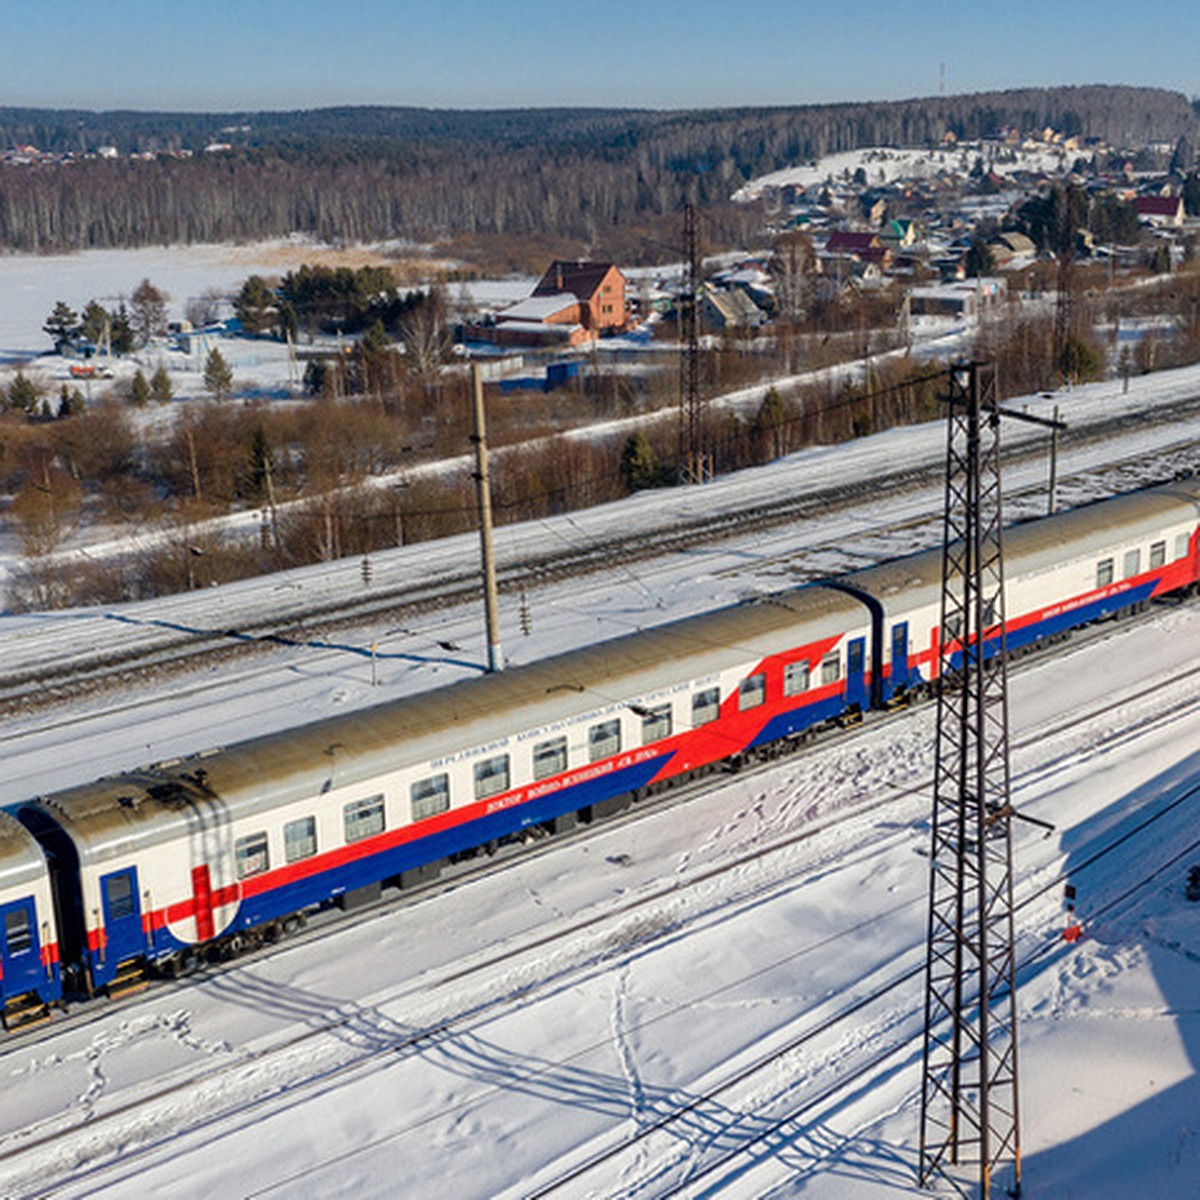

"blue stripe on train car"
[143, 751, 676, 958]
[748, 692, 849, 748]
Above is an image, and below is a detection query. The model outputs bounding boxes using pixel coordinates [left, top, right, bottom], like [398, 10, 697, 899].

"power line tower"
[1054, 183, 1076, 388]
[677, 201, 709, 484]
[919, 361, 1021, 1199]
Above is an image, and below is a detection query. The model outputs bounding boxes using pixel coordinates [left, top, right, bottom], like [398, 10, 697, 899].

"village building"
[1135, 194, 1186, 228]
[491, 260, 627, 347]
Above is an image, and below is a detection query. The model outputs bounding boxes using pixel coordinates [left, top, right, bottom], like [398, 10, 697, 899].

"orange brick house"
[532, 260, 627, 333]
[491, 260, 628, 348]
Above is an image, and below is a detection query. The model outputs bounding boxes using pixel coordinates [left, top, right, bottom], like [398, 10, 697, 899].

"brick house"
[491, 260, 628, 348]
[532, 261, 627, 333]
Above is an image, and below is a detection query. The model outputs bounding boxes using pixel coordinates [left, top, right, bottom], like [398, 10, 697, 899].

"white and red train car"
[2, 479, 1198, 1028]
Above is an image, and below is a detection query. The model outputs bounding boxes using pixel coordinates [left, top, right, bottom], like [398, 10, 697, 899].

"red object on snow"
[1063, 924, 1083, 943]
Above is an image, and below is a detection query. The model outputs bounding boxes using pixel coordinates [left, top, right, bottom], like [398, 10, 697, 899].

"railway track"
[2, 409, 1198, 718]
[2, 625, 1196, 1198]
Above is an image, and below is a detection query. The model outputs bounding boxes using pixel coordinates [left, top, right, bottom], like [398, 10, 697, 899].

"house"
[490, 259, 628, 348]
[492, 292, 586, 347]
[909, 277, 1006, 320]
[701, 286, 766, 332]
[880, 218, 918, 248]
[859, 194, 888, 226]
[822, 230, 894, 271]
[988, 230, 1037, 267]
[532, 260, 627, 333]
[1135, 195, 1185, 228]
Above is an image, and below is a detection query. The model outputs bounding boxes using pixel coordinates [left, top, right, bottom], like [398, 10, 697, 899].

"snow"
[733, 142, 1077, 203]
[0, 244, 1197, 1197]
[2, 606, 1198, 1198]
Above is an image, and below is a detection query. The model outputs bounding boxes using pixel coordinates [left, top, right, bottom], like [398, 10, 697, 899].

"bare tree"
[401, 284, 453, 387]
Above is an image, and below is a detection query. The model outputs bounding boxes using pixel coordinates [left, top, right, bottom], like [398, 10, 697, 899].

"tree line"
[3, 86, 1197, 254]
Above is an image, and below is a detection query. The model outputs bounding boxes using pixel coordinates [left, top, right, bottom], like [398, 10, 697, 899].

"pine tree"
[81, 300, 110, 346]
[129, 369, 150, 407]
[150, 364, 174, 404]
[43, 300, 81, 351]
[6, 371, 39, 414]
[234, 275, 276, 336]
[620, 432, 662, 491]
[109, 304, 134, 355]
[203, 346, 234, 400]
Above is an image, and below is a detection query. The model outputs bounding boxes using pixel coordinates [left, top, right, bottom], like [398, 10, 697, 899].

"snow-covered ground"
[0, 243, 1198, 1197]
[1, 601, 1198, 1199]
[733, 142, 1075, 203]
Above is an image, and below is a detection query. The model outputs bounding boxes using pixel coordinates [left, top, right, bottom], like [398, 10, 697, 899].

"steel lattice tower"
[919, 362, 1021, 1199]
[677, 201, 707, 483]
[1054, 183, 1076, 389]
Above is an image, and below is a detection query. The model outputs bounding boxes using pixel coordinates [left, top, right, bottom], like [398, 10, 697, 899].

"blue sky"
[5, 0, 1199, 112]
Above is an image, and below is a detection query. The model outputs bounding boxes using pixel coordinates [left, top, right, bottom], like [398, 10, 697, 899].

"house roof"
[1135, 195, 1183, 216]
[825, 230, 883, 255]
[704, 287, 764, 325]
[993, 231, 1036, 256]
[497, 293, 578, 322]
[533, 260, 620, 301]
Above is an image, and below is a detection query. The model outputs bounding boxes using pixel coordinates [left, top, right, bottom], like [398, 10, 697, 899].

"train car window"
[982, 599, 997, 628]
[1096, 558, 1114, 588]
[692, 687, 720, 726]
[739, 674, 766, 710]
[641, 704, 672, 744]
[1175, 533, 1190, 561]
[532, 737, 567, 780]
[235, 832, 270, 879]
[411, 773, 450, 820]
[284, 816, 318, 863]
[783, 660, 810, 696]
[474, 755, 511, 800]
[944, 612, 963, 642]
[821, 653, 841, 685]
[105, 873, 135, 920]
[1122, 548, 1141, 579]
[589, 719, 621, 762]
[1150, 541, 1167, 569]
[344, 795, 385, 844]
[3, 909, 32, 956]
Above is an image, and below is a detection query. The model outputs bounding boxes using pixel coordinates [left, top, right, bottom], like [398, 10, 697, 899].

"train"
[2, 479, 1198, 1031]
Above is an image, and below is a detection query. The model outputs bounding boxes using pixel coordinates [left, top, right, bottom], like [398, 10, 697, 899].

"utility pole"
[1047, 404, 1061, 516]
[471, 364, 503, 673]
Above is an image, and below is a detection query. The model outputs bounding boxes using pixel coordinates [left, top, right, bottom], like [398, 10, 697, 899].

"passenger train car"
[2, 479, 1198, 1029]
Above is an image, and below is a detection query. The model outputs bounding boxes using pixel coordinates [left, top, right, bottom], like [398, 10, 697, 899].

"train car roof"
[23, 582, 868, 862]
[0, 811, 49, 894]
[843, 481, 1200, 610]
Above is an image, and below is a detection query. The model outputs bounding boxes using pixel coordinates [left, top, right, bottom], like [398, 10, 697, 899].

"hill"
[1, 85, 1196, 256]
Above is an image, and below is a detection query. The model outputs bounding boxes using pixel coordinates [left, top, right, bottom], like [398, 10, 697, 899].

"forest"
[2, 85, 1197, 256]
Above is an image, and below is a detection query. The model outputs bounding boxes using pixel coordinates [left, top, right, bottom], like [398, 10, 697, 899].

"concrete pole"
[1048, 403, 1060, 516]
[472, 364, 503, 672]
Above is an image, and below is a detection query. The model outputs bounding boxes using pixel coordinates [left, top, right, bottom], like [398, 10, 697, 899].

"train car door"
[890, 622, 910, 695]
[846, 637, 867, 710]
[99, 867, 143, 969]
[0, 897, 42, 997]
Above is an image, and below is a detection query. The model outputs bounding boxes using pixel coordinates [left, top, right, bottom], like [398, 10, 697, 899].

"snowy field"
[0, 243, 1198, 1197]
[733, 142, 1074, 202]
